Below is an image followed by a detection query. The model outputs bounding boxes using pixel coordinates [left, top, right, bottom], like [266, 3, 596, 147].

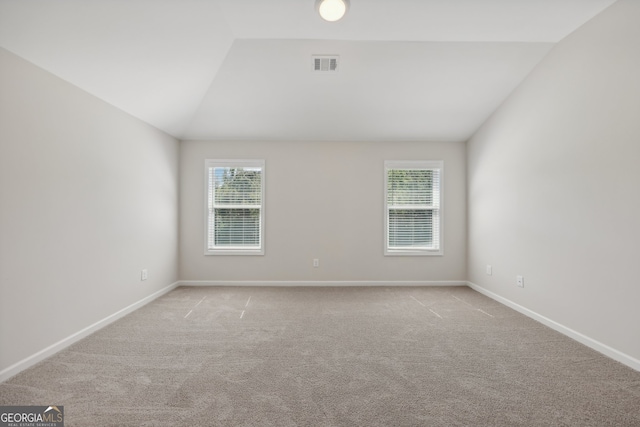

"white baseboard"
[178, 280, 468, 287]
[6, 279, 635, 383]
[467, 281, 640, 372]
[0, 281, 179, 383]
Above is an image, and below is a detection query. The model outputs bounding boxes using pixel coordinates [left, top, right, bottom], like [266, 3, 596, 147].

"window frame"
[384, 160, 443, 256]
[204, 159, 265, 256]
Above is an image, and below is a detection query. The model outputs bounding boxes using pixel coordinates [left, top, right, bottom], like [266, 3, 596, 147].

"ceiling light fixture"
[316, 0, 349, 22]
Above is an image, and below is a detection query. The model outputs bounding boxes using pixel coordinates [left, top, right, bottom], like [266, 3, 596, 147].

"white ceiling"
[0, 0, 617, 142]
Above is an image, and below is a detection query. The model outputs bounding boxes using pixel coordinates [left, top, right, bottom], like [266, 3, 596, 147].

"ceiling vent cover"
[312, 55, 339, 72]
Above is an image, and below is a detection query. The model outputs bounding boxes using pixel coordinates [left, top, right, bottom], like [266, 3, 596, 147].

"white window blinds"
[205, 160, 264, 255]
[385, 161, 443, 256]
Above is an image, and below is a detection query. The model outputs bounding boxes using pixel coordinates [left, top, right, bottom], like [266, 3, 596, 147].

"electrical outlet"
[516, 275, 524, 288]
[141, 269, 148, 281]
[486, 265, 492, 275]
[313, 259, 319, 268]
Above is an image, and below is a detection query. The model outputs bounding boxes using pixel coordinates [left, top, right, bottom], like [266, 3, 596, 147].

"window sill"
[205, 249, 264, 256]
[385, 250, 443, 257]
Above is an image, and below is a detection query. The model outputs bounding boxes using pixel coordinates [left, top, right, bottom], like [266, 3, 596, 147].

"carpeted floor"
[1, 286, 639, 426]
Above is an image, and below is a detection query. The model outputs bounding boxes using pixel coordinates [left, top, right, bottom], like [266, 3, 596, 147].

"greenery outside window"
[205, 159, 265, 255]
[385, 160, 443, 256]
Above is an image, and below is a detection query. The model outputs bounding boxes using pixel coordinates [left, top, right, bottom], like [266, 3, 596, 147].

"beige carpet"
[1, 286, 639, 426]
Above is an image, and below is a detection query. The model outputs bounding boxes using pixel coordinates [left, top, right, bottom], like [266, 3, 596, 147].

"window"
[385, 160, 443, 256]
[205, 159, 265, 255]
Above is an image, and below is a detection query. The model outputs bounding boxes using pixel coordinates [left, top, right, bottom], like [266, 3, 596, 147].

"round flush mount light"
[315, 0, 349, 22]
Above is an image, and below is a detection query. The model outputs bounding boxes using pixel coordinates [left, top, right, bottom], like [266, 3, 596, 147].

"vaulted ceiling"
[0, 0, 617, 141]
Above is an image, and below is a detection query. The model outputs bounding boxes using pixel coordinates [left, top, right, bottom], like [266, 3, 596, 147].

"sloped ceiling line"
[0, 0, 617, 141]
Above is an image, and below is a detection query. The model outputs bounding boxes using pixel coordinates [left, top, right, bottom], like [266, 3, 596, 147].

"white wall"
[180, 140, 466, 283]
[0, 48, 179, 376]
[467, 0, 640, 365]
